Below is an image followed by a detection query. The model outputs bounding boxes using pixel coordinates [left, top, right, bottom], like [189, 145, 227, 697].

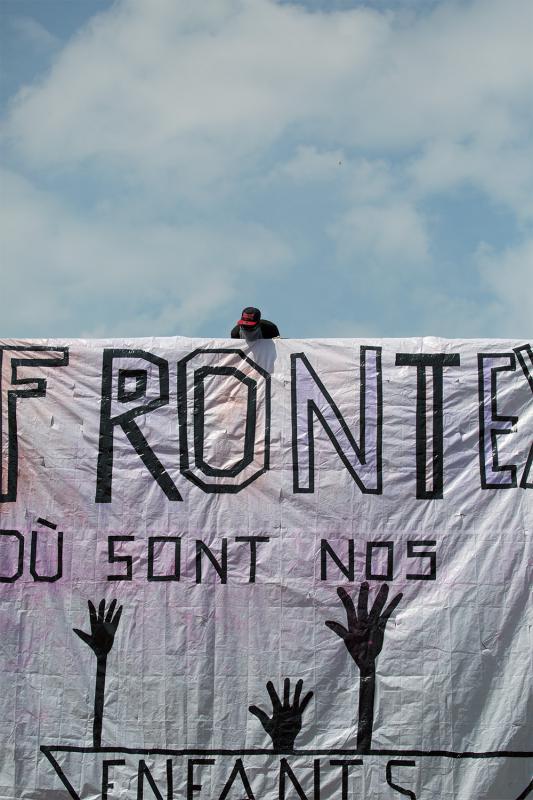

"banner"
[0, 337, 531, 800]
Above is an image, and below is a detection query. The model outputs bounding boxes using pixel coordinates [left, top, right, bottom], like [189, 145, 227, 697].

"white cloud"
[2, 0, 384, 185]
[3, 0, 532, 216]
[4, 0, 532, 193]
[272, 148, 395, 203]
[0, 168, 292, 336]
[9, 17, 58, 51]
[272, 145, 346, 182]
[1, 0, 532, 338]
[272, 150, 431, 271]
[329, 201, 429, 266]
[3, 0, 530, 263]
[476, 239, 533, 337]
[408, 139, 533, 222]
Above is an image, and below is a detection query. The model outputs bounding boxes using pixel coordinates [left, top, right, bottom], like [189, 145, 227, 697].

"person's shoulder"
[260, 319, 280, 337]
[230, 325, 240, 338]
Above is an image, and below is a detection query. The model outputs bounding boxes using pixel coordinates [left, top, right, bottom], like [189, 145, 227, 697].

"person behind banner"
[231, 307, 280, 341]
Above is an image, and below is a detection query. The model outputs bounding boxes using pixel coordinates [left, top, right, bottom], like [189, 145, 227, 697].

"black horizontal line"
[40, 746, 533, 759]
[36, 518, 57, 529]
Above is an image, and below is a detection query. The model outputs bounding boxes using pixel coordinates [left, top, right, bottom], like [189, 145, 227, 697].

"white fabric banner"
[0, 337, 531, 800]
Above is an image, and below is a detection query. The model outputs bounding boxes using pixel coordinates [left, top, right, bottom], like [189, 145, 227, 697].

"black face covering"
[239, 325, 263, 341]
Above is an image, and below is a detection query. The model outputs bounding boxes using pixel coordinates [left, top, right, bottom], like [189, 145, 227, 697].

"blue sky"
[1, 0, 532, 339]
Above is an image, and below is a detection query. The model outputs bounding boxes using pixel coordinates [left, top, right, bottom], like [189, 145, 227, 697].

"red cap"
[238, 307, 261, 327]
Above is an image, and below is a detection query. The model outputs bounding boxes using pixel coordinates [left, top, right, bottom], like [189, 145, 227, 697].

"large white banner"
[0, 337, 531, 800]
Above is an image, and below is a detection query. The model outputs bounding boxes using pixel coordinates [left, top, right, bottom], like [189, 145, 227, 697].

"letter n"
[291, 347, 382, 494]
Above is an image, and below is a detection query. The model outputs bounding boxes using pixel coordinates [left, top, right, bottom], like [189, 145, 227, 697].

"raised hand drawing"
[73, 599, 123, 748]
[249, 678, 313, 753]
[326, 582, 403, 753]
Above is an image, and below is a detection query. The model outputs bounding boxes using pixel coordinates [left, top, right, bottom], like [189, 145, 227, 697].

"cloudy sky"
[1, 0, 532, 339]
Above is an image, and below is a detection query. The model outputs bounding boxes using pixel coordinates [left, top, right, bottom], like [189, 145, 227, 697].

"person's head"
[238, 307, 261, 332]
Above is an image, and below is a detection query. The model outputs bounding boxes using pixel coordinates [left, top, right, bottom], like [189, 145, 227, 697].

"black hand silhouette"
[249, 678, 313, 753]
[73, 599, 123, 658]
[325, 583, 403, 753]
[73, 599, 123, 748]
[325, 583, 402, 672]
